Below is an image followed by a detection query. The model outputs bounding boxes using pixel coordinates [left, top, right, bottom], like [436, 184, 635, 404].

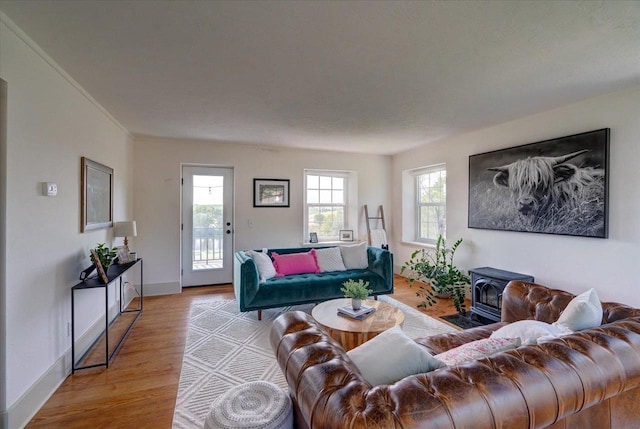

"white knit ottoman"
[204, 381, 293, 429]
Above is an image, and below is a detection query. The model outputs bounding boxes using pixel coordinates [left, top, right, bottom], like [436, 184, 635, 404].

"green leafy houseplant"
[400, 235, 470, 315]
[90, 243, 118, 269]
[341, 279, 373, 300]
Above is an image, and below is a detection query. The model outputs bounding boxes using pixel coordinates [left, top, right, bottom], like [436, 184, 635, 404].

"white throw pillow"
[340, 242, 369, 270]
[246, 250, 276, 283]
[490, 320, 569, 345]
[347, 325, 446, 386]
[553, 288, 603, 331]
[314, 247, 347, 272]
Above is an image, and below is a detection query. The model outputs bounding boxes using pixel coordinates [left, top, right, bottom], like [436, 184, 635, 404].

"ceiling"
[1, 1, 639, 155]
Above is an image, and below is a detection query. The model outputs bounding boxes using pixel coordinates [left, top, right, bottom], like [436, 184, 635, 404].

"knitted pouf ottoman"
[204, 381, 293, 429]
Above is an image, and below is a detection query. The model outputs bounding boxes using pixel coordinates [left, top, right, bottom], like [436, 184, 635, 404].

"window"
[304, 170, 356, 242]
[412, 164, 446, 244]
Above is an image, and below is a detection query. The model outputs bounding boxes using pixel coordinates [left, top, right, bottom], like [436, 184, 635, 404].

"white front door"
[181, 166, 234, 286]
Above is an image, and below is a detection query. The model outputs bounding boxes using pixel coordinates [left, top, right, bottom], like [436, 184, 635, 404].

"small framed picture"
[90, 249, 109, 284]
[339, 230, 354, 241]
[309, 232, 318, 243]
[253, 179, 290, 207]
[116, 246, 135, 264]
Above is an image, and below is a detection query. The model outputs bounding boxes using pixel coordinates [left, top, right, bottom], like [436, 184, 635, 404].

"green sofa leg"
[258, 310, 262, 321]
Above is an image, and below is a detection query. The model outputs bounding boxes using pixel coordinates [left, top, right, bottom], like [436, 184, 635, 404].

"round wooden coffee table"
[311, 298, 404, 351]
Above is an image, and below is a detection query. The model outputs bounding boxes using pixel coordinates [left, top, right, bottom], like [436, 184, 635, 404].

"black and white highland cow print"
[468, 129, 609, 238]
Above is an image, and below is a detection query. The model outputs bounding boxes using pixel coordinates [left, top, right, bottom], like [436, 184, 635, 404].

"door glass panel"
[192, 175, 224, 270]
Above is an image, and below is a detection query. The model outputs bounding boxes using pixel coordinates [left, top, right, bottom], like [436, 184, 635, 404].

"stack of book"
[337, 305, 376, 320]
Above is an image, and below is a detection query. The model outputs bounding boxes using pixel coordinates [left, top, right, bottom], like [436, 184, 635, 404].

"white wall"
[133, 137, 392, 293]
[0, 15, 134, 427]
[392, 86, 640, 307]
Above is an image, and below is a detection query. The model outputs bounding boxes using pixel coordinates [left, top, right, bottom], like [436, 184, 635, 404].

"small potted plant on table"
[86, 243, 118, 283]
[400, 235, 470, 315]
[341, 279, 373, 310]
[91, 243, 118, 270]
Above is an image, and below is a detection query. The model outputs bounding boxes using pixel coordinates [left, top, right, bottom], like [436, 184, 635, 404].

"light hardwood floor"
[27, 275, 464, 428]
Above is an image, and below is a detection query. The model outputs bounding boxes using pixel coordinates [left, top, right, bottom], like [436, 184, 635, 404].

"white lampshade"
[114, 221, 137, 238]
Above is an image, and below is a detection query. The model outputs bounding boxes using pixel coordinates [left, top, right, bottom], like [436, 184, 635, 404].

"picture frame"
[90, 248, 109, 283]
[81, 157, 113, 232]
[309, 232, 318, 243]
[253, 178, 290, 207]
[468, 128, 609, 238]
[339, 229, 354, 241]
[116, 246, 135, 264]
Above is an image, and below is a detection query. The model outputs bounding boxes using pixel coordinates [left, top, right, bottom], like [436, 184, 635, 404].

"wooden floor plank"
[27, 278, 463, 428]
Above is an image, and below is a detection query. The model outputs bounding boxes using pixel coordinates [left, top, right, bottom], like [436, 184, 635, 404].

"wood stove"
[470, 267, 534, 323]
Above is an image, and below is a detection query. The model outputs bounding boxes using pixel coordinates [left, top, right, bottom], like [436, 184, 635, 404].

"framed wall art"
[339, 230, 354, 241]
[468, 128, 609, 238]
[253, 178, 290, 207]
[81, 157, 113, 232]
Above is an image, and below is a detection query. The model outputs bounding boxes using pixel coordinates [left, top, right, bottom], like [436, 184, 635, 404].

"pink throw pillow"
[271, 250, 320, 277]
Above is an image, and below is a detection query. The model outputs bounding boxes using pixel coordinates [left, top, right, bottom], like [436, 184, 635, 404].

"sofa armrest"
[233, 251, 260, 311]
[501, 281, 575, 323]
[367, 246, 393, 291]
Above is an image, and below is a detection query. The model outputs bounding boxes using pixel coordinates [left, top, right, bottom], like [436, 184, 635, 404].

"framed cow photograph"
[468, 128, 609, 238]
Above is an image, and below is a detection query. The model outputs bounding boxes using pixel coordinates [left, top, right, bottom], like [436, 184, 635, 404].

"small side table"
[71, 258, 143, 372]
[311, 298, 404, 351]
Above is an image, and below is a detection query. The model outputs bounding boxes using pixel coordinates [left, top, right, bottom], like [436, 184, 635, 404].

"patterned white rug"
[172, 296, 456, 428]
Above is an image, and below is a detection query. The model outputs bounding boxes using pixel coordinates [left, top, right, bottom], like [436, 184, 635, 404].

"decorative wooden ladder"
[364, 205, 388, 249]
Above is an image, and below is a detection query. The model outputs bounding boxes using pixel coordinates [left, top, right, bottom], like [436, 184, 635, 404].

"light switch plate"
[43, 182, 57, 196]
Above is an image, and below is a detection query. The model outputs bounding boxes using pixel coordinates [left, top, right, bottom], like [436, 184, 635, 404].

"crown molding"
[0, 11, 131, 136]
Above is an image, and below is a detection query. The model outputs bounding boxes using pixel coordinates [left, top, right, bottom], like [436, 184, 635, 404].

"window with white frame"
[415, 164, 446, 243]
[304, 170, 353, 242]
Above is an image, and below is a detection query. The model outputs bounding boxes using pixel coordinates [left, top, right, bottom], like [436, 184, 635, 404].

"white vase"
[351, 299, 362, 310]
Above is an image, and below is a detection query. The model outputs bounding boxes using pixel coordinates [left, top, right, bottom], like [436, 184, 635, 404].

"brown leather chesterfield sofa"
[270, 281, 640, 428]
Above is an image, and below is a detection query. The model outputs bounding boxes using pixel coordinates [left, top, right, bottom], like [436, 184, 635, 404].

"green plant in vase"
[90, 243, 118, 269]
[341, 279, 373, 310]
[400, 235, 470, 315]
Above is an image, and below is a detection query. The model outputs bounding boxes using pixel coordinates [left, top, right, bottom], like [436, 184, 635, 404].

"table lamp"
[114, 220, 137, 251]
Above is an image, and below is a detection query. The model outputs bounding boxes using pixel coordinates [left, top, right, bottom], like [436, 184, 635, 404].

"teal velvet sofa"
[234, 246, 394, 320]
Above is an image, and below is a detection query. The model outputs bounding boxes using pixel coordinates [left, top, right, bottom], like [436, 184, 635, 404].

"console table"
[71, 258, 143, 372]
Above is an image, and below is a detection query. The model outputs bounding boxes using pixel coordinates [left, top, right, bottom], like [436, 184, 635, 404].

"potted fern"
[341, 279, 373, 310]
[400, 235, 470, 315]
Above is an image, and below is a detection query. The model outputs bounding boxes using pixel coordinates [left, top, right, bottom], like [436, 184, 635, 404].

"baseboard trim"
[8, 301, 123, 428]
[8, 283, 174, 427]
[144, 281, 180, 296]
[7, 347, 69, 429]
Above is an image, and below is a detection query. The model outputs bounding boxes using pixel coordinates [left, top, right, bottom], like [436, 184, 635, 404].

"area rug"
[172, 297, 456, 428]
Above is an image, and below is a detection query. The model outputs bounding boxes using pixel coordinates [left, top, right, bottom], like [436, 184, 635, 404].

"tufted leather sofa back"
[501, 281, 640, 323]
